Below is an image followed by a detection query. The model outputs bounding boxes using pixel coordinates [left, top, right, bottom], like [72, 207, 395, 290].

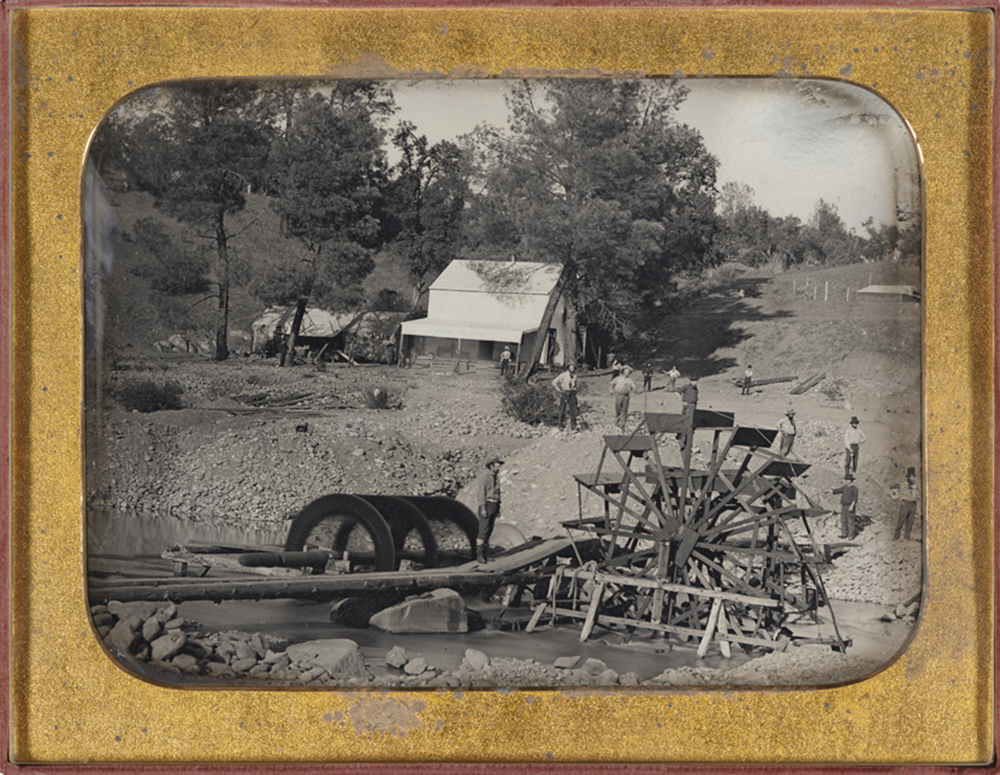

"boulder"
[231, 657, 259, 673]
[583, 658, 608, 675]
[172, 653, 198, 671]
[553, 656, 581, 669]
[141, 617, 163, 643]
[329, 595, 400, 628]
[105, 616, 143, 654]
[385, 646, 409, 668]
[369, 588, 468, 634]
[464, 648, 490, 672]
[285, 639, 369, 680]
[404, 657, 428, 675]
[150, 632, 187, 662]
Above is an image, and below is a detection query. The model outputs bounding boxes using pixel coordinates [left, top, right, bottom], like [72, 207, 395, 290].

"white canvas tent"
[400, 260, 569, 367]
[251, 307, 356, 354]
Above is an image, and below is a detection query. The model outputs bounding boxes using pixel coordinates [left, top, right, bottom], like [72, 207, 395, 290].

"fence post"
[824, 281, 829, 301]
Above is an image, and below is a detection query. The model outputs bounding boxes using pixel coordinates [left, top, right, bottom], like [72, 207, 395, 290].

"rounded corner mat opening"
[83, 75, 922, 691]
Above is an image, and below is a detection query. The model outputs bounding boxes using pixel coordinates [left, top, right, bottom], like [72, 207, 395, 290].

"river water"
[87, 510, 913, 684]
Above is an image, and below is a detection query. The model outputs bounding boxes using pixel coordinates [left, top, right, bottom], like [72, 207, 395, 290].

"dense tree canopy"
[96, 79, 920, 367]
[464, 79, 720, 371]
[379, 121, 470, 305]
[122, 82, 275, 360]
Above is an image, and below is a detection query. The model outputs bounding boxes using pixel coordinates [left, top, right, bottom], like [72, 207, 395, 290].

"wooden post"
[846, 287, 851, 302]
[580, 582, 607, 641]
[813, 287, 817, 300]
[824, 281, 828, 301]
[697, 598, 723, 658]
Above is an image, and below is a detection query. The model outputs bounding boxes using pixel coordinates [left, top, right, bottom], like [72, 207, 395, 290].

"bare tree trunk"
[281, 295, 309, 367]
[282, 245, 320, 367]
[214, 214, 230, 362]
[519, 268, 567, 382]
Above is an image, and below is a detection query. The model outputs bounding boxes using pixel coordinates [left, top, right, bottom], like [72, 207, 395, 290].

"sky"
[389, 77, 920, 232]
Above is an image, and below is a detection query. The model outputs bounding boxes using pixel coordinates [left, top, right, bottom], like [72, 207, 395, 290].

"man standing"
[642, 363, 654, 392]
[552, 363, 579, 431]
[892, 467, 921, 541]
[475, 456, 504, 562]
[680, 377, 699, 416]
[499, 346, 512, 377]
[832, 474, 860, 539]
[742, 364, 753, 395]
[610, 366, 638, 430]
[382, 335, 395, 365]
[777, 408, 797, 456]
[664, 365, 681, 392]
[844, 416, 866, 477]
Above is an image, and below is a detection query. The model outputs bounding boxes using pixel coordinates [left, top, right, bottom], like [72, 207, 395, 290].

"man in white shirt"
[552, 364, 579, 431]
[844, 416, 867, 477]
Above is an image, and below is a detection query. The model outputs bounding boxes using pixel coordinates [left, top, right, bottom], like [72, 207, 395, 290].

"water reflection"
[88, 509, 287, 559]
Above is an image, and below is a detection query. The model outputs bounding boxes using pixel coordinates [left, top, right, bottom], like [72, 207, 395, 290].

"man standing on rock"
[832, 473, 860, 540]
[742, 364, 753, 395]
[475, 456, 504, 563]
[844, 416, 866, 476]
[777, 408, 797, 456]
[892, 467, 920, 541]
[552, 363, 579, 432]
[610, 366, 639, 430]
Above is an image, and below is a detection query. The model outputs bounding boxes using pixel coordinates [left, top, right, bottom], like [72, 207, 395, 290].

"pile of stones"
[94, 601, 372, 686]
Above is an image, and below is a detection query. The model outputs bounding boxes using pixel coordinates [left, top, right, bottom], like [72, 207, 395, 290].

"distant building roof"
[431, 260, 562, 295]
[858, 284, 920, 299]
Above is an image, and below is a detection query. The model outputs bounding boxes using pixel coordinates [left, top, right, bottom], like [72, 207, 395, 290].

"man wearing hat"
[499, 345, 512, 376]
[475, 455, 504, 562]
[777, 408, 797, 456]
[832, 474, 860, 540]
[892, 467, 921, 541]
[843, 416, 867, 477]
[552, 363, 580, 432]
[609, 365, 639, 430]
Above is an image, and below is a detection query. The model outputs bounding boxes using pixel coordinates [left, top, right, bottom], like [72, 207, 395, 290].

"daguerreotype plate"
[6, 2, 995, 768]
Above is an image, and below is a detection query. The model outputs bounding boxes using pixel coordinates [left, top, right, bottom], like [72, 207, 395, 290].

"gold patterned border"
[8, 6, 994, 764]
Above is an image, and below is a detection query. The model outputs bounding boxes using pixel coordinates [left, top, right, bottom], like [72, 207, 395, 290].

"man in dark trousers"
[642, 363, 654, 392]
[499, 346, 512, 376]
[832, 474, 860, 540]
[475, 456, 504, 562]
[777, 408, 797, 456]
[677, 378, 698, 450]
[742, 364, 753, 395]
[552, 363, 580, 431]
[892, 467, 921, 541]
[843, 416, 866, 477]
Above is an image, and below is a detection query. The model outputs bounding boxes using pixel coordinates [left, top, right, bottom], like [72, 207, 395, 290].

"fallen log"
[790, 373, 827, 395]
[732, 375, 798, 388]
[89, 537, 572, 605]
[88, 567, 543, 604]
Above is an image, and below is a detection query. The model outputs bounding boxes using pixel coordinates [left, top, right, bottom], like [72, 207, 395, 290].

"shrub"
[361, 385, 400, 410]
[113, 379, 184, 412]
[500, 378, 560, 426]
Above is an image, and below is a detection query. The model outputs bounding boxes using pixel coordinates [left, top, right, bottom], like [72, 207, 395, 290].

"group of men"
[775, 406, 919, 542]
[550, 360, 687, 433]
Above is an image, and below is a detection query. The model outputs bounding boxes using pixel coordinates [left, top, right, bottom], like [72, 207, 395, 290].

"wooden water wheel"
[532, 408, 849, 656]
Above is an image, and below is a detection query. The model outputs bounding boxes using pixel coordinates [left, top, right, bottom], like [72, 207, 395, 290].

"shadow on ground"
[624, 295, 794, 379]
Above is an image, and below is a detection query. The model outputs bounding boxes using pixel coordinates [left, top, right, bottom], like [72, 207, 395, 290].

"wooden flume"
[530, 407, 849, 657]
